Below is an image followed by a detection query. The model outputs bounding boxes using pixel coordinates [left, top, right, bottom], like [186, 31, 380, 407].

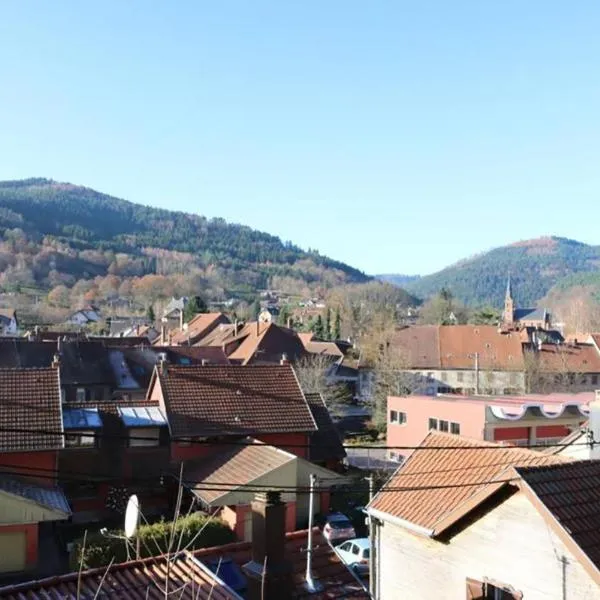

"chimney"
[256, 320, 260, 337]
[234, 319, 239, 337]
[52, 353, 61, 368]
[179, 308, 184, 331]
[158, 352, 168, 376]
[160, 321, 166, 346]
[591, 392, 600, 460]
[280, 353, 289, 365]
[242, 491, 292, 600]
[287, 317, 293, 329]
[57, 336, 63, 354]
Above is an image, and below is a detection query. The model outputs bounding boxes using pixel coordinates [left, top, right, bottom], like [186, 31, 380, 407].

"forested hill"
[401, 237, 600, 307]
[0, 178, 370, 309]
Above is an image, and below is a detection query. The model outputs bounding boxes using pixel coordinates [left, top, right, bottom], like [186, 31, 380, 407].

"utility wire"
[0, 424, 591, 451]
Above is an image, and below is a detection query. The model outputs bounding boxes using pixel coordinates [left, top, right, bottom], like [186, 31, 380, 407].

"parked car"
[322, 512, 356, 542]
[335, 538, 370, 574]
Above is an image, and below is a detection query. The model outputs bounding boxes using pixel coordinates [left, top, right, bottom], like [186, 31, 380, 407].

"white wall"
[375, 492, 598, 600]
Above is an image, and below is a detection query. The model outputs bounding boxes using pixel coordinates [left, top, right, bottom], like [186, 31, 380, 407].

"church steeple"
[503, 274, 514, 325]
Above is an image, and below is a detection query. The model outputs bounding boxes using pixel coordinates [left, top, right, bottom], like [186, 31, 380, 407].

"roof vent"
[236, 389, 242, 396]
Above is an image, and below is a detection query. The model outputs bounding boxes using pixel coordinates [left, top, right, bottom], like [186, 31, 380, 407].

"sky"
[1, 2, 600, 276]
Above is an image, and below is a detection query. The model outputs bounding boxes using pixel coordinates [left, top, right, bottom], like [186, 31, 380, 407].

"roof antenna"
[304, 473, 323, 593]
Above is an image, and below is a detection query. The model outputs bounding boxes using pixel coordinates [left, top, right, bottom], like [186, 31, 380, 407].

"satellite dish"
[124, 494, 140, 539]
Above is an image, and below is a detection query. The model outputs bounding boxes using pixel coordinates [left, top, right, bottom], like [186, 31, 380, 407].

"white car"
[335, 538, 370, 575]
[322, 512, 356, 542]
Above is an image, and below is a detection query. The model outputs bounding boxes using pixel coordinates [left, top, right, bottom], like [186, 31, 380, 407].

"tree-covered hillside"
[401, 237, 600, 307]
[0, 178, 374, 322]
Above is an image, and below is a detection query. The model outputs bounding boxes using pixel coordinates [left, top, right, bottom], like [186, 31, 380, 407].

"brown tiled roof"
[0, 551, 239, 600]
[155, 363, 317, 437]
[182, 439, 296, 505]
[537, 343, 600, 373]
[165, 346, 230, 365]
[590, 333, 600, 350]
[368, 431, 566, 536]
[391, 325, 440, 369]
[305, 392, 346, 462]
[195, 323, 238, 347]
[516, 461, 600, 583]
[0, 367, 63, 452]
[192, 529, 369, 599]
[303, 340, 344, 360]
[438, 325, 524, 370]
[170, 313, 231, 345]
[227, 322, 307, 365]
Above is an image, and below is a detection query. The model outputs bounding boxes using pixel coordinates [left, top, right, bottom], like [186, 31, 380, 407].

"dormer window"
[76, 387, 86, 402]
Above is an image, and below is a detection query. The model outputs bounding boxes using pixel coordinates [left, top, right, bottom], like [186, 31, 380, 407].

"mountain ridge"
[393, 236, 600, 308]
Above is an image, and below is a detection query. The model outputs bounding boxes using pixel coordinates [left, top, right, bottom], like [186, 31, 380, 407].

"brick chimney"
[280, 353, 289, 365]
[242, 491, 292, 600]
[52, 353, 61, 369]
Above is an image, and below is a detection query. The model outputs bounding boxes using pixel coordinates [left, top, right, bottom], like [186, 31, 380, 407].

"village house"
[166, 311, 231, 346]
[0, 368, 70, 575]
[66, 305, 101, 326]
[386, 391, 591, 462]
[367, 431, 600, 600]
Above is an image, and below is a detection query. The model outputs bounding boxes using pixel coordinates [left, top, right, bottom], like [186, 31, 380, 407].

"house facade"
[367, 432, 600, 600]
[386, 392, 591, 461]
[0, 308, 18, 336]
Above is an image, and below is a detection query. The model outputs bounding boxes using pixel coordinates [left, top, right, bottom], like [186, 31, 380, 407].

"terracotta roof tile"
[157, 364, 317, 437]
[0, 551, 239, 599]
[537, 343, 600, 373]
[303, 340, 344, 359]
[193, 529, 369, 599]
[182, 439, 296, 505]
[438, 325, 524, 370]
[368, 431, 566, 535]
[0, 367, 63, 452]
[305, 392, 346, 462]
[391, 326, 440, 369]
[516, 461, 600, 576]
[170, 313, 231, 345]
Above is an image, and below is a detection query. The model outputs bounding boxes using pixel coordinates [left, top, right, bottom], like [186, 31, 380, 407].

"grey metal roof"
[0, 476, 71, 515]
[514, 307, 547, 321]
[62, 407, 103, 429]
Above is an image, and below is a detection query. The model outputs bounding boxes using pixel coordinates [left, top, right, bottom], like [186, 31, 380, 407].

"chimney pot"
[280, 353, 289, 365]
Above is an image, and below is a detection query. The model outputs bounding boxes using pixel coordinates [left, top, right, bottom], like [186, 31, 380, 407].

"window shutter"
[466, 578, 485, 599]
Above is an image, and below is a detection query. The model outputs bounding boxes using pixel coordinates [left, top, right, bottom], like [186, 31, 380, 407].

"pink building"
[387, 392, 592, 462]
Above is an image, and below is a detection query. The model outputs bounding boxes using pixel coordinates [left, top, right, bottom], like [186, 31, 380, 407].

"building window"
[428, 418, 438, 430]
[76, 388, 87, 402]
[129, 427, 160, 447]
[440, 371, 448, 382]
[439, 420, 449, 432]
[466, 577, 523, 599]
[457, 372, 464, 383]
[65, 431, 96, 447]
[390, 410, 407, 425]
[451, 422, 460, 435]
[592, 375, 598, 385]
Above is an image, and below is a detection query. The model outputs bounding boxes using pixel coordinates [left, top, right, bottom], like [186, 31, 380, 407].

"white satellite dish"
[124, 494, 140, 539]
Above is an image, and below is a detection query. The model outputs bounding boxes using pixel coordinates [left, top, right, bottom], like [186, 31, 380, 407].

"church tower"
[503, 275, 514, 325]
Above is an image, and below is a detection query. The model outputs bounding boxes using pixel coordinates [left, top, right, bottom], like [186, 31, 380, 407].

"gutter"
[366, 508, 434, 538]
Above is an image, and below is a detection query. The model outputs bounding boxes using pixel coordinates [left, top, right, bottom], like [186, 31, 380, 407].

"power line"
[0, 424, 592, 451]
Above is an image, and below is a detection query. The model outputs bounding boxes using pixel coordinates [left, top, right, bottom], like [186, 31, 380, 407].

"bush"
[70, 513, 237, 570]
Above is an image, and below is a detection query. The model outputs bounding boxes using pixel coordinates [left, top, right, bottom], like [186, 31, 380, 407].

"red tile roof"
[154, 363, 317, 437]
[0, 551, 239, 600]
[0, 530, 368, 599]
[537, 343, 600, 373]
[516, 461, 600, 583]
[227, 322, 307, 365]
[192, 528, 369, 599]
[170, 313, 231, 346]
[392, 325, 525, 370]
[0, 367, 63, 453]
[368, 431, 566, 536]
[182, 439, 296, 505]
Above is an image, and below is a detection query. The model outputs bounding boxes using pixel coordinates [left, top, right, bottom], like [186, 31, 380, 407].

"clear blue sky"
[1, 2, 599, 276]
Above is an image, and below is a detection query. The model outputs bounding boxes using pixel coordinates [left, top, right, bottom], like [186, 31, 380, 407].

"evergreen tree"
[333, 310, 341, 340]
[325, 308, 332, 340]
[251, 299, 261, 320]
[278, 304, 292, 327]
[312, 315, 325, 339]
[146, 304, 155, 323]
[183, 295, 208, 321]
